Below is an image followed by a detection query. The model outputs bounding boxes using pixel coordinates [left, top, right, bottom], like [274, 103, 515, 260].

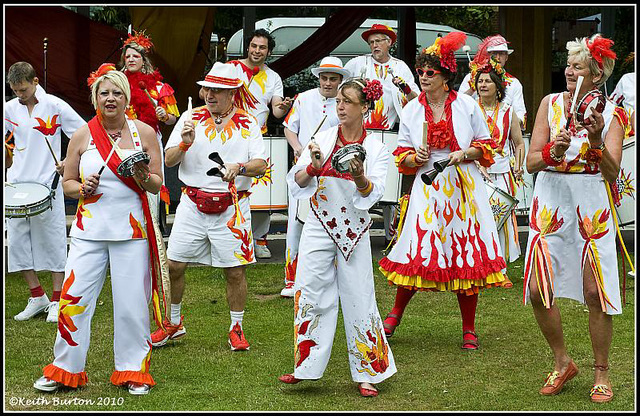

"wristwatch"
[238, 163, 246, 175]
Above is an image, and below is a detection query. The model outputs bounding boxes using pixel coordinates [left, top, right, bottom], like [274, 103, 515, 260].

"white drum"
[249, 136, 288, 211]
[367, 129, 402, 204]
[5, 182, 53, 218]
[485, 181, 518, 231]
[514, 133, 534, 217]
[615, 135, 635, 230]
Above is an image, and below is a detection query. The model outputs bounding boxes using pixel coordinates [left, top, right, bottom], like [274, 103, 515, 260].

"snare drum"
[485, 181, 518, 231]
[367, 130, 402, 204]
[575, 90, 606, 125]
[5, 182, 53, 218]
[615, 135, 635, 230]
[117, 150, 151, 177]
[249, 136, 288, 211]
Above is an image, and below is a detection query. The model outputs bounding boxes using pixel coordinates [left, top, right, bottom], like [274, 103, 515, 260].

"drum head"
[117, 151, 150, 177]
[331, 144, 366, 173]
[576, 90, 606, 125]
[5, 182, 51, 206]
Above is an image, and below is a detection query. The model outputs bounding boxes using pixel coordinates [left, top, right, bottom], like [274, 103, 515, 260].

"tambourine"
[575, 90, 606, 125]
[117, 151, 150, 177]
[331, 143, 366, 173]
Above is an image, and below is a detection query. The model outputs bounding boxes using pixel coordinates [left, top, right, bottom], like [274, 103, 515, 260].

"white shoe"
[34, 376, 62, 392]
[46, 301, 59, 323]
[280, 283, 295, 298]
[14, 295, 50, 321]
[128, 382, 150, 395]
[254, 242, 272, 259]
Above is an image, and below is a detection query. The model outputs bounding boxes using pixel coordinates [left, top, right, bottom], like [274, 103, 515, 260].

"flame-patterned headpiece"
[422, 31, 467, 73]
[123, 29, 154, 53]
[87, 63, 117, 87]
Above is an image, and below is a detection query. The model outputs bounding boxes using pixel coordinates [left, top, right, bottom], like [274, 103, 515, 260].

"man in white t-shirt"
[459, 35, 527, 130]
[5, 61, 85, 324]
[279, 56, 348, 297]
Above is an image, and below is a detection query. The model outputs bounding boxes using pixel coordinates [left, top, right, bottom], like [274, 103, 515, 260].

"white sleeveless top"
[70, 119, 147, 241]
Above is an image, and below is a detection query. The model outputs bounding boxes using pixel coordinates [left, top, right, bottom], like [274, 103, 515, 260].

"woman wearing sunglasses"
[378, 32, 509, 350]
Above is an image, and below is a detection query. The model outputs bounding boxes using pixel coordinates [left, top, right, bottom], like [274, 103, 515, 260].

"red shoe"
[383, 313, 401, 338]
[151, 316, 186, 347]
[358, 383, 378, 397]
[502, 276, 513, 288]
[228, 323, 250, 351]
[461, 330, 479, 350]
[539, 360, 579, 395]
[278, 373, 302, 384]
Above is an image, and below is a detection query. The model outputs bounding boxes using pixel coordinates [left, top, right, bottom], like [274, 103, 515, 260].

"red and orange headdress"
[123, 29, 154, 53]
[468, 57, 507, 92]
[87, 63, 117, 88]
[586, 34, 616, 70]
[422, 31, 467, 73]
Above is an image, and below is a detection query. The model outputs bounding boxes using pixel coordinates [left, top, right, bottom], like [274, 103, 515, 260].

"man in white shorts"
[151, 62, 267, 351]
[5, 61, 85, 323]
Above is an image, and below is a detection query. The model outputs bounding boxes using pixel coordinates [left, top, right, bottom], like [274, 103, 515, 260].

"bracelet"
[357, 180, 373, 195]
[541, 141, 564, 166]
[159, 113, 170, 123]
[79, 183, 86, 197]
[412, 153, 425, 167]
[306, 163, 322, 177]
[179, 141, 192, 152]
[590, 141, 606, 151]
[463, 151, 468, 161]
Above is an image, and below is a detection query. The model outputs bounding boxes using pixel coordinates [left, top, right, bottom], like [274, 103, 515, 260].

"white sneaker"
[46, 301, 59, 323]
[254, 242, 272, 259]
[14, 295, 50, 321]
[280, 282, 295, 298]
[128, 382, 150, 395]
[34, 376, 62, 392]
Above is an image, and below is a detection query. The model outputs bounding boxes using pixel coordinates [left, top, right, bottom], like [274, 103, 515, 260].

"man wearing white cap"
[152, 62, 267, 351]
[228, 28, 294, 260]
[344, 23, 420, 244]
[459, 34, 527, 130]
[279, 56, 348, 297]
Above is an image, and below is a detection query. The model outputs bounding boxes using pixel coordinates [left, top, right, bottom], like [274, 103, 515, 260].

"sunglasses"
[416, 68, 442, 78]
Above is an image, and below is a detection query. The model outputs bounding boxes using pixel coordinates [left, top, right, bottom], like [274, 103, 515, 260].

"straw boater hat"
[198, 62, 257, 110]
[485, 35, 514, 55]
[310, 56, 350, 78]
[361, 23, 397, 45]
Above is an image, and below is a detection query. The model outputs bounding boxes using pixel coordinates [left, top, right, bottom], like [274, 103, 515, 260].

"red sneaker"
[228, 323, 250, 351]
[151, 316, 186, 347]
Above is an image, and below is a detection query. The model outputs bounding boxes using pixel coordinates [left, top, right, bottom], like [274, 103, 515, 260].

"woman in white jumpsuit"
[279, 78, 396, 397]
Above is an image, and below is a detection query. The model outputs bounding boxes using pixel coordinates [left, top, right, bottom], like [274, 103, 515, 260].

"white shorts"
[7, 192, 67, 273]
[167, 192, 255, 268]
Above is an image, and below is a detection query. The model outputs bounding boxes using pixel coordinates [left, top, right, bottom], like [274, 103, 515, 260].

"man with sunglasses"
[459, 34, 527, 130]
[344, 23, 420, 244]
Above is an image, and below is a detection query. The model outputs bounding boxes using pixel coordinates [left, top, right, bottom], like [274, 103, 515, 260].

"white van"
[227, 17, 483, 64]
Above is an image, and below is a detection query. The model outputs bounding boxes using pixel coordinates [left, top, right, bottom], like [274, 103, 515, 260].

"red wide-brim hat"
[361, 24, 397, 45]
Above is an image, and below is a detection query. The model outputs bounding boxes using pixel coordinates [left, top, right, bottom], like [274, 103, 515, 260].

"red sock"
[51, 290, 62, 302]
[386, 287, 417, 325]
[457, 292, 478, 335]
[30, 286, 45, 298]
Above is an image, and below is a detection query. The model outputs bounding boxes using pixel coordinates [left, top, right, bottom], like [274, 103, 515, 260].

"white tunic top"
[609, 72, 635, 114]
[5, 85, 85, 185]
[481, 102, 514, 174]
[282, 88, 339, 147]
[165, 106, 266, 193]
[344, 55, 419, 130]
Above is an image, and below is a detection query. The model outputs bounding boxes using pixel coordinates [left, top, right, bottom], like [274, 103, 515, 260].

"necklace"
[105, 119, 126, 141]
[479, 100, 500, 138]
[213, 105, 234, 124]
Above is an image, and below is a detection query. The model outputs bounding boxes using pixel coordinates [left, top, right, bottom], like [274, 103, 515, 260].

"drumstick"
[422, 121, 428, 147]
[97, 135, 123, 175]
[186, 96, 193, 121]
[310, 114, 327, 160]
[43, 136, 60, 167]
[565, 75, 584, 130]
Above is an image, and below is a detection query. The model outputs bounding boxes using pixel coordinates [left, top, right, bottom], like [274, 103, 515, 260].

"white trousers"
[292, 217, 397, 383]
[284, 188, 304, 284]
[51, 238, 152, 374]
[251, 211, 270, 240]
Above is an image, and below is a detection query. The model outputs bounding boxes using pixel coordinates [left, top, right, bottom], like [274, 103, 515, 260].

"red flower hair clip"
[123, 29, 154, 53]
[587, 35, 616, 70]
[362, 79, 383, 102]
[87, 63, 116, 87]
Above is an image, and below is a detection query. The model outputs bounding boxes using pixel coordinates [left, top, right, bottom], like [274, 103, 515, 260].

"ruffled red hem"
[110, 370, 156, 387]
[378, 256, 506, 283]
[393, 146, 419, 175]
[470, 139, 497, 168]
[43, 363, 88, 388]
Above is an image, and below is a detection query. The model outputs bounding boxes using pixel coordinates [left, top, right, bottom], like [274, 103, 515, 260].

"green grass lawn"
[4, 253, 635, 411]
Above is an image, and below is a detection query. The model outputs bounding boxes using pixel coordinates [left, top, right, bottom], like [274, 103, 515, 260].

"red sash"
[88, 116, 165, 330]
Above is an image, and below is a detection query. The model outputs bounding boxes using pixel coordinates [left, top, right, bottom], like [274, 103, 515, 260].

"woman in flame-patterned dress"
[279, 78, 396, 397]
[378, 32, 508, 350]
[34, 65, 163, 395]
[469, 52, 525, 286]
[524, 34, 627, 404]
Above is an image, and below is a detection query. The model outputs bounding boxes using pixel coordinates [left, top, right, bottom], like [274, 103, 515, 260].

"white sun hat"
[311, 56, 350, 78]
[197, 62, 242, 89]
[486, 36, 514, 55]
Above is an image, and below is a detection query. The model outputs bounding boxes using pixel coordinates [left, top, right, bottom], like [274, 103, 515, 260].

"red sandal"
[461, 330, 479, 350]
[382, 313, 401, 338]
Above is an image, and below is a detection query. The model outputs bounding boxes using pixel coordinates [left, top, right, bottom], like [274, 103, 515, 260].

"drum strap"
[88, 116, 166, 331]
